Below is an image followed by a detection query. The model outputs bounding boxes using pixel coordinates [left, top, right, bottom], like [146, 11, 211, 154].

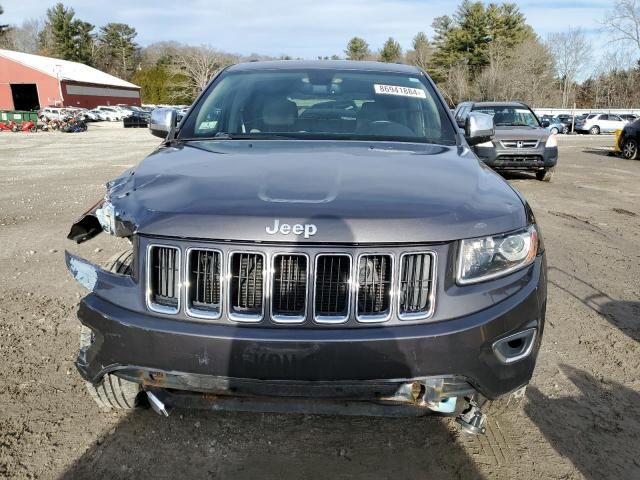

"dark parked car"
[553, 114, 575, 133]
[65, 61, 547, 435]
[454, 101, 558, 181]
[539, 114, 554, 126]
[618, 118, 640, 160]
[620, 114, 638, 123]
[123, 110, 150, 128]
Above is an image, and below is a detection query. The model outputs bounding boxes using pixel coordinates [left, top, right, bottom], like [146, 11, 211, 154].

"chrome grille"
[229, 252, 265, 321]
[314, 254, 351, 323]
[147, 245, 180, 314]
[500, 140, 539, 149]
[186, 249, 222, 318]
[146, 244, 437, 325]
[398, 253, 434, 319]
[357, 254, 392, 322]
[272, 254, 308, 322]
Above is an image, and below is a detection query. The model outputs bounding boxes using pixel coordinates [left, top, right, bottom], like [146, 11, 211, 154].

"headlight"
[475, 140, 494, 147]
[95, 199, 116, 234]
[545, 135, 557, 147]
[457, 225, 539, 284]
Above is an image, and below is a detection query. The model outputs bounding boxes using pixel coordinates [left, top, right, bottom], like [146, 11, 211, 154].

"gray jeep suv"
[66, 61, 546, 435]
[454, 101, 558, 181]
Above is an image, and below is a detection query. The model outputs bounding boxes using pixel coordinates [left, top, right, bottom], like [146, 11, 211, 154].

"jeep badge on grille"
[266, 219, 317, 239]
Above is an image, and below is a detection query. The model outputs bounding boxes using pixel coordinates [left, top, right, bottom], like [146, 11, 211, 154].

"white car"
[575, 113, 628, 135]
[38, 107, 64, 121]
[95, 106, 123, 121]
[86, 109, 105, 121]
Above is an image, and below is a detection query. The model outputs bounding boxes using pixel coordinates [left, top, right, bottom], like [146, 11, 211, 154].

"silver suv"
[575, 113, 628, 135]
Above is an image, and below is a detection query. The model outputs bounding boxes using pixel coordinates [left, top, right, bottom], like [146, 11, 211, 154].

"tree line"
[1, 1, 639, 109]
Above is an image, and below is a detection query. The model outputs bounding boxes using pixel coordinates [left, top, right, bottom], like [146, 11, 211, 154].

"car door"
[608, 115, 624, 132]
[595, 114, 609, 132]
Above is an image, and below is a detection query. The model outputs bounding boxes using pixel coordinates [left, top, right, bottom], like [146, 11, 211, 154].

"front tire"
[550, 127, 559, 135]
[80, 250, 140, 410]
[622, 138, 638, 160]
[562, 126, 569, 134]
[536, 167, 555, 182]
[590, 126, 600, 135]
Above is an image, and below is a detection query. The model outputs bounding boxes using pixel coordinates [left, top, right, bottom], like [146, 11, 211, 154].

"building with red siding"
[0, 49, 140, 111]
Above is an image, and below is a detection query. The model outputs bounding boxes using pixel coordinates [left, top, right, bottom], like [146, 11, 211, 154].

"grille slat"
[230, 252, 264, 320]
[399, 253, 433, 319]
[315, 255, 351, 322]
[272, 254, 308, 321]
[357, 255, 392, 321]
[187, 249, 221, 317]
[148, 245, 180, 313]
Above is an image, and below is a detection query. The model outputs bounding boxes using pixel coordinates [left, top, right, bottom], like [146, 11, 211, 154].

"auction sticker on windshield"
[374, 84, 426, 99]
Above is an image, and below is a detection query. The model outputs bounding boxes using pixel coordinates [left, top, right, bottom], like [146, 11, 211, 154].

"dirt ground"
[0, 122, 638, 480]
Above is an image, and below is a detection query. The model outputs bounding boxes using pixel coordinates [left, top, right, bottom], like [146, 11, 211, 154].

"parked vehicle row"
[538, 112, 637, 135]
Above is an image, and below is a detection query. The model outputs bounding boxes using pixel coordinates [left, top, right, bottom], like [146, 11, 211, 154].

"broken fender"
[65, 251, 143, 310]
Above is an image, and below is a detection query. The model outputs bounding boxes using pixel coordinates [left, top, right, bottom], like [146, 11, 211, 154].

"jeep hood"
[73, 140, 527, 244]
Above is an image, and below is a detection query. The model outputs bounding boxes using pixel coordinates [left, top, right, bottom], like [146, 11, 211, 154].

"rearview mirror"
[149, 108, 177, 139]
[465, 112, 495, 146]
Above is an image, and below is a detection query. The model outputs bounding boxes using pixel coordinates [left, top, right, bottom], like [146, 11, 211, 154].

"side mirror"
[541, 120, 550, 128]
[465, 112, 495, 146]
[149, 108, 177, 139]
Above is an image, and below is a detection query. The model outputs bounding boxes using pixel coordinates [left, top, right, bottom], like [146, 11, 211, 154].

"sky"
[1, 0, 616, 60]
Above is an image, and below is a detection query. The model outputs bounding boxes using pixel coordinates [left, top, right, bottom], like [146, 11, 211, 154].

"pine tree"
[96, 23, 138, 79]
[345, 37, 370, 60]
[379, 37, 402, 63]
[38, 3, 95, 63]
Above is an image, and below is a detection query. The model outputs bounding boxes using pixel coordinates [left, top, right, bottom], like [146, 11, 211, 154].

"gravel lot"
[0, 123, 639, 480]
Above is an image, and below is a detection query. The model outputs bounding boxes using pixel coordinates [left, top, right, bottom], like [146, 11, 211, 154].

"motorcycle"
[0, 120, 17, 132]
[13, 121, 37, 133]
[61, 117, 88, 133]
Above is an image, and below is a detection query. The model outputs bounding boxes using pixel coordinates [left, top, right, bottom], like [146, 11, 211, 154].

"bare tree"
[547, 28, 590, 108]
[440, 60, 471, 105]
[1, 18, 43, 52]
[603, 0, 640, 52]
[173, 45, 236, 98]
[405, 32, 432, 71]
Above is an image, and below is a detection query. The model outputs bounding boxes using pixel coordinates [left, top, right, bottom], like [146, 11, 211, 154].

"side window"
[599, 114, 608, 121]
[455, 105, 469, 123]
[609, 115, 622, 122]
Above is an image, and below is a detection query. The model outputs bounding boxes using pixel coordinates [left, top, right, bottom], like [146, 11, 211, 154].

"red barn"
[0, 49, 140, 111]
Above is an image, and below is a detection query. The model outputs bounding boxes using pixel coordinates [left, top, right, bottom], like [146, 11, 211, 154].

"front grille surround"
[146, 244, 181, 315]
[144, 241, 437, 326]
[397, 251, 437, 321]
[313, 253, 353, 324]
[228, 251, 266, 323]
[355, 253, 394, 323]
[185, 248, 223, 320]
[271, 253, 310, 324]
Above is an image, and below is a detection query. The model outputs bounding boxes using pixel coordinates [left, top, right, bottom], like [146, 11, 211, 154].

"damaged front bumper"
[66, 248, 545, 416]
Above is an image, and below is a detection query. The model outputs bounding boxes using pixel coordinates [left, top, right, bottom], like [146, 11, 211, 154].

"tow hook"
[147, 391, 171, 417]
[455, 399, 487, 435]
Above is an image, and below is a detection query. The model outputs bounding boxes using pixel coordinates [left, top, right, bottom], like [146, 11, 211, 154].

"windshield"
[472, 105, 540, 127]
[180, 68, 456, 144]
